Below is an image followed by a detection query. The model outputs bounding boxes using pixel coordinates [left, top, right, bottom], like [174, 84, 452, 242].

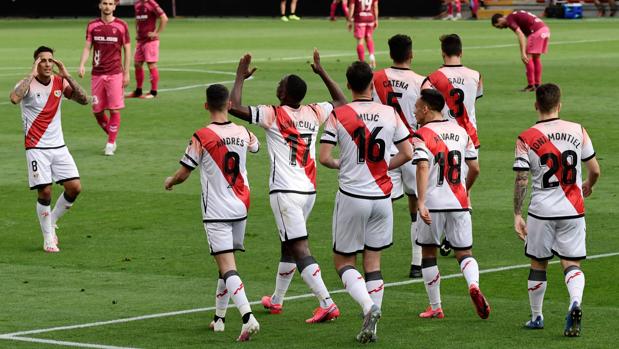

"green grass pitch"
[0, 17, 618, 348]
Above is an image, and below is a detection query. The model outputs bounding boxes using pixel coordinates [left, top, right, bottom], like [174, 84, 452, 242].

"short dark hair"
[419, 89, 445, 112]
[285, 74, 307, 104]
[33, 46, 54, 60]
[440, 34, 462, 57]
[388, 34, 413, 63]
[536, 83, 561, 113]
[206, 84, 230, 111]
[346, 61, 373, 93]
[491, 13, 504, 26]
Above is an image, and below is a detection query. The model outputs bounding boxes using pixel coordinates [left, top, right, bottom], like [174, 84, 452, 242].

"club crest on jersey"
[54, 90, 61, 98]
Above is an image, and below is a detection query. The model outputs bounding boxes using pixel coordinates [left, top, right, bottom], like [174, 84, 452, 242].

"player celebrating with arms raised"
[10, 46, 89, 253]
[348, 0, 379, 68]
[320, 61, 412, 343]
[164, 84, 260, 341]
[512, 83, 600, 336]
[79, 0, 131, 156]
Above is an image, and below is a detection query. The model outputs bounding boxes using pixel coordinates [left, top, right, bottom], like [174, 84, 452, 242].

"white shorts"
[525, 215, 586, 261]
[389, 160, 417, 200]
[332, 190, 393, 255]
[416, 210, 472, 250]
[269, 192, 316, 242]
[204, 219, 246, 255]
[26, 147, 80, 189]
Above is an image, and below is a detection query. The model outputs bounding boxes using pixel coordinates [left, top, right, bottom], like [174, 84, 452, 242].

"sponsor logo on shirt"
[54, 90, 61, 98]
[93, 36, 119, 43]
[136, 14, 148, 20]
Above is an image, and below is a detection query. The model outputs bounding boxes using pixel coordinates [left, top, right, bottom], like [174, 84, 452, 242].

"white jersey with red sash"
[423, 65, 483, 149]
[320, 100, 411, 198]
[513, 118, 595, 219]
[20, 75, 70, 149]
[180, 122, 259, 222]
[249, 103, 332, 194]
[413, 120, 477, 211]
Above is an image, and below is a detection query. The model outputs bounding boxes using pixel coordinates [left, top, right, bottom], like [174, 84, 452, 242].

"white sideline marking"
[2, 251, 617, 341]
[156, 76, 253, 92]
[0, 336, 138, 349]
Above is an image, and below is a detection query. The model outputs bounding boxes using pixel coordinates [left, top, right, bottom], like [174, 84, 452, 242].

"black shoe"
[439, 238, 452, 256]
[409, 265, 422, 278]
[520, 85, 536, 92]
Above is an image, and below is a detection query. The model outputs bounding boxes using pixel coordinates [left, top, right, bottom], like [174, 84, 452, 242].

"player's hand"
[122, 71, 130, 87]
[310, 48, 323, 74]
[418, 205, 432, 225]
[374, 20, 379, 29]
[236, 54, 257, 80]
[52, 59, 70, 79]
[78, 65, 85, 78]
[31, 57, 42, 77]
[521, 53, 529, 65]
[164, 177, 175, 191]
[582, 180, 593, 198]
[514, 214, 527, 241]
[147, 31, 159, 40]
[347, 20, 353, 32]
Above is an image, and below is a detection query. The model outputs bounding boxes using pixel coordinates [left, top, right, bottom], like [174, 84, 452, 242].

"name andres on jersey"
[217, 137, 245, 148]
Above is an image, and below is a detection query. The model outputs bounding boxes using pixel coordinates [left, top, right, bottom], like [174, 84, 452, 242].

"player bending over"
[10, 46, 89, 252]
[413, 89, 490, 320]
[348, 0, 379, 68]
[320, 61, 413, 343]
[229, 50, 347, 323]
[512, 83, 600, 337]
[164, 84, 260, 341]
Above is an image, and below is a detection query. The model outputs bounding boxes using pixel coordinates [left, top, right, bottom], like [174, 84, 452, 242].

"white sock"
[365, 271, 384, 309]
[369, 54, 375, 61]
[51, 192, 74, 226]
[36, 202, 53, 240]
[224, 271, 251, 316]
[340, 267, 374, 314]
[460, 257, 480, 287]
[411, 221, 421, 266]
[272, 261, 296, 305]
[215, 278, 230, 318]
[300, 262, 334, 309]
[564, 266, 585, 309]
[422, 260, 441, 310]
[526, 274, 545, 320]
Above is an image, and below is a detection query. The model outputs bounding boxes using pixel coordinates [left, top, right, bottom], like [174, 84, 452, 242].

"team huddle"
[10, 0, 601, 345]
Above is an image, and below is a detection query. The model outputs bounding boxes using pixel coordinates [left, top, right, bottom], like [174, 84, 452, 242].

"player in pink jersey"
[347, 0, 379, 68]
[126, 0, 168, 99]
[412, 89, 489, 321]
[371, 34, 425, 279]
[78, 0, 131, 156]
[320, 61, 412, 343]
[10, 46, 89, 253]
[230, 50, 346, 324]
[492, 11, 550, 92]
[330, 0, 349, 21]
[443, 0, 462, 20]
[164, 84, 260, 341]
[512, 84, 600, 336]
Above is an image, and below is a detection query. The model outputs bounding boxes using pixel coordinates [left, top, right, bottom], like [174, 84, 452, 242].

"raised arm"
[10, 57, 40, 104]
[311, 48, 347, 107]
[78, 41, 92, 78]
[53, 58, 89, 105]
[229, 54, 257, 122]
[513, 170, 529, 241]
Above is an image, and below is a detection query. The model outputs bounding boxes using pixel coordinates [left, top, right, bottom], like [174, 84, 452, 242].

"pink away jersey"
[352, 0, 378, 24]
[506, 10, 546, 37]
[135, 0, 165, 42]
[86, 18, 130, 76]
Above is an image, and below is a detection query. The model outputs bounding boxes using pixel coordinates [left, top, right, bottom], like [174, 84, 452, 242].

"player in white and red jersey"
[126, 0, 168, 99]
[164, 84, 260, 341]
[320, 61, 412, 343]
[512, 84, 600, 336]
[347, 0, 379, 68]
[372, 34, 425, 279]
[412, 89, 490, 321]
[229, 50, 346, 324]
[78, 0, 131, 156]
[10, 46, 90, 253]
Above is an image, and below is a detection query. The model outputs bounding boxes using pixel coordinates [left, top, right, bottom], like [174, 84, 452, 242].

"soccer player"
[492, 11, 551, 92]
[281, 0, 301, 21]
[347, 0, 379, 68]
[512, 83, 600, 337]
[10, 46, 89, 253]
[372, 34, 424, 278]
[126, 0, 168, 99]
[330, 0, 349, 21]
[229, 50, 346, 323]
[594, 0, 617, 17]
[443, 0, 462, 20]
[413, 89, 490, 320]
[319, 61, 413, 343]
[164, 84, 260, 341]
[78, 0, 131, 156]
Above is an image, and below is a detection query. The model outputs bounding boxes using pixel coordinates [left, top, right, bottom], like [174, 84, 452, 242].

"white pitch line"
[2, 251, 617, 339]
[0, 336, 139, 349]
[156, 76, 253, 93]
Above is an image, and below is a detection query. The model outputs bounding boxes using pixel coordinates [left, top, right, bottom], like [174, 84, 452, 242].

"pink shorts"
[527, 26, 550, 54]
[91, 73, 124, 113]
[134, 40, 160, 63]
[354, 23, 375, 39]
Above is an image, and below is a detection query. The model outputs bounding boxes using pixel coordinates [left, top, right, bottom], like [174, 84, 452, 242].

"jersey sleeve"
[153, 1, 166, 16]
[412, 133, 430, 164]
[123, 22, 131, 44]
[513, 136, 531, 171]
[180, 134, 203, 170]
[320, 113, 338, 145]
[581, 127, 596, 161]
[85, 23, 93, 42]
[465, 136, 477, 160]
[393, 109, 412, 144]
[247, 129, 260, 153]
[249, 105, 277, 129]
[312, 102, 334, 125]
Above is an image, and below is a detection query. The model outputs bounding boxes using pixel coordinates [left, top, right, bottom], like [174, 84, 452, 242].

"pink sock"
[456, 0, 461, 13]
[525, 59, 535, 86]
[135, 66, 144, 89]
[94, 112, 109, 134]
[342, 1, 349, 17]
[107, 111, 121, 144]
[366, 36, 375, 55]
[356, 43, 365, 61]
[330, 1, 337, 18]
[448, 2, 453, 15]
[532, 55, 542, 86]
[470, 0, 478, 15]
[149, 66, 159, 92]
